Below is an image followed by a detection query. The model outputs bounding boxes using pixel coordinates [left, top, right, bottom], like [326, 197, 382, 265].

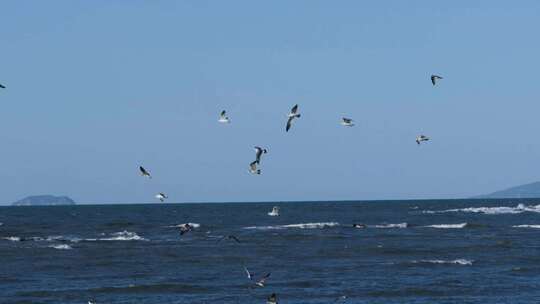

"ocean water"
[2, 199, 540, 304]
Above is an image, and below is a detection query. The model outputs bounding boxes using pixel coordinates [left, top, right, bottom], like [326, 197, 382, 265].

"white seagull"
[416, 135, 430, 145]
[218, 110, 230, 123]
[267, 293, 278, 304]
[431, 75, 443, 86]
[255, 272, 271, 287]
[155, 193, 167, 202]
[249, 160, 261, 175]
[139, 166, 151, 179]
[254, 146, 268, 164]
[341, 117, 354, 127]
[285, 104, 301, 132]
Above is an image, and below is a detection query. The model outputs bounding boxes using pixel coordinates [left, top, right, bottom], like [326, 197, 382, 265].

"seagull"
[244, 266, 254, 280]
[88, 301, 96, 304]
[341, 117, 354, 127]
[218, 110, 230, 123]
[267, 293, 278, 304]
[416, 135, 430, 145]
[0, 83, 5, 89]
[255, 272, 271, 287]
[249, 160, 261, 175]
[139, 166, 151, 179]
[285, 104, 301, 132]
[254, 146, 268, 164]
[155, 192, 167, 202]
[431, 75, 443, 86]
[218, 235, 241, 243]
[178, 223, 193, 236]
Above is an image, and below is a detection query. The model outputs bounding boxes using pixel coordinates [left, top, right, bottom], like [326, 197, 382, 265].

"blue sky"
[1, 1, 540, 204]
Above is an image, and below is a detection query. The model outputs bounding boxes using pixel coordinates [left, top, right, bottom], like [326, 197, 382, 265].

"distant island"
[475, 181, 540, 199]
[12, 195, 76, 206]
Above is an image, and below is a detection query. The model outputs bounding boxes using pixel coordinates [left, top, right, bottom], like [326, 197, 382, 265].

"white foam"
[513, 224, 540, 229]
[423, 203, 540, 215]
[424, 223, 468, 229]
[244, 222, 340, 230]
[3, 236, 20, 242]
[372, 223, 408, 229]
[49, 244, 72, 250]
[414, 259, 473, 265]
[95, 231, 147, 241]
[169, 223, 201, 228]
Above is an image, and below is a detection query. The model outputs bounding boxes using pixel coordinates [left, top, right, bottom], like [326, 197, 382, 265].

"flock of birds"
[132, 74, 442, 206]
[2, 75, 443, 304]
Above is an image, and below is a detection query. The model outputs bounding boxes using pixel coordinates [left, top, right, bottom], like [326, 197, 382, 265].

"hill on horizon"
[475, 181, 540, 199]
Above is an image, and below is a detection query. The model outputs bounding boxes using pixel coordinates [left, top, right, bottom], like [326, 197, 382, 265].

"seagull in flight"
[178, 223, 193, 236]
[218, 235, 241, 243]
[139, 166, 151, 179]
[267, 293, 278, 304]
[155, 193, 167, 202]
[254, 146, 268, 164]
[416, 135, 430, 145]
[249, 160, 261, 175]
[244, 266, 254, 280]
[255, 272, 271, 287]
[431, 75, 443, 86]
[341, 117, 354, 127]
[285, 104, 301, 132]
[218, 110, 230, 123]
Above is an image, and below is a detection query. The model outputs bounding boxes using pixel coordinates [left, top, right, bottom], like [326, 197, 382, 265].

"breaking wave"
[513, 225, 540, 229]
[413, 259, 473, 266]
[244, 222, 340, 230]
[424, 223, 468, 229]
[85, 231, 147, 242]
[423, 203, 540, 215]
[372, 223, 408, 229]
[49, 244, 73, 250]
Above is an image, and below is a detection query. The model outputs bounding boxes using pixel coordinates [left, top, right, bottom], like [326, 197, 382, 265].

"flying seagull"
[285, 104, 301, 132]
[155, 193, 167, 202]
[218, 110, 230, 123]
[178, 223, 193, 236]
[0, 83, 5, 89]
[218, 235, 241, 243]
[254, 146, 268, 164]
[244, 266, 254, 280]
[255, 272, 271, 287]
[431, 75, 443, 86]
[416, 135, 430, 145]
[249, 160, 261, 175]
[341, 117, 354, 127]
[267, 293, 278, 304]
[139, 166, 151, 179]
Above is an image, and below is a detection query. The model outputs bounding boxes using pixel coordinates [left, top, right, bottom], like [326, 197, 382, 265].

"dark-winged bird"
[431, 75, 443, 86]
[218, 110, 230, 123]
[139, 166, 151, 178]
[249, 160, 261, 175]
[285, 104, 301, 132]
[254, 146, 268, 164]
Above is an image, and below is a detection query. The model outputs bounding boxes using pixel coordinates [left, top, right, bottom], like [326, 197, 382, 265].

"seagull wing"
[244, 266, 253, 280]
[255, 147, 263, 162]
[0, 84, 5, 89]
[258, 272, 271, 283]
[250, 161, 258, 171]
[220, 110, 226, 118]
[230, 235, 241, 243]
[343, 118, 352, 123]
[286, 116, 293, 132]
[431, 75, 436, 85]
[290, 104, 298, 115]
[139, 166, 148, 175]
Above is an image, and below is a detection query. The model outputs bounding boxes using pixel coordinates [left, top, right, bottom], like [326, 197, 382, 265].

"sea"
[1, 199, 540, 304]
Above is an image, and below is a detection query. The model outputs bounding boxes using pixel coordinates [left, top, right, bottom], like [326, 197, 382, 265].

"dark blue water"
[2, 199, 540, 304]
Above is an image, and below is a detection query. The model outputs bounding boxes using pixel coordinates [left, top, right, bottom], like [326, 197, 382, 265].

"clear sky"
[1, 1, 540, 204]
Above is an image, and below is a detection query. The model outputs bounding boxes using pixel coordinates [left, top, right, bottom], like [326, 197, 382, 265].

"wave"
[423, 203, 540, 215]
[372, 223, 408, 229]
[424, 223, 468, 229]
[3, 236, 21, 242]
[49, 244, 73, 250]
[168, 223, 201, 228]
[513, 224, 540, 229]
[85, 231, 147, 242]
[244, 222, 340, 230]
[413, 259, 473, 266]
